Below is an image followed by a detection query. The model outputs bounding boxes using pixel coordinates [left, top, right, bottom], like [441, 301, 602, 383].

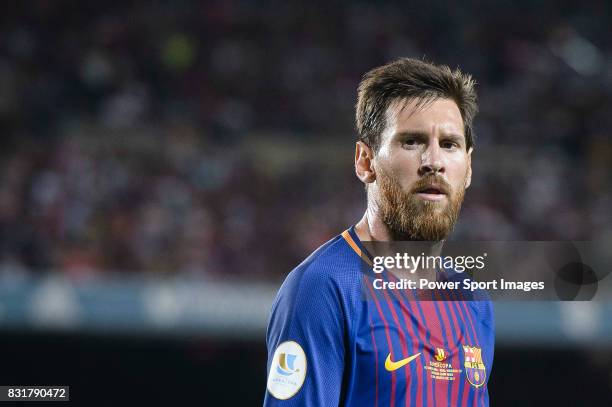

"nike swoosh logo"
[384, 352, 421, 371]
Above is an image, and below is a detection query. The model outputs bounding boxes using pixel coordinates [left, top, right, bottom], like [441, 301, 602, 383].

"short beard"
[376, 169, 466, 241]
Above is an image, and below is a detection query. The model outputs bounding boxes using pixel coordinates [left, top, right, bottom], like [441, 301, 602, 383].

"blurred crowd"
[0, 1, 611, 278]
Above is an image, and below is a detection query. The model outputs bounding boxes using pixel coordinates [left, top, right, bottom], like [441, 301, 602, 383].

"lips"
[413, 180, 449, 202]
[418, 187, 444, 195]
[415, 184, 448, 195]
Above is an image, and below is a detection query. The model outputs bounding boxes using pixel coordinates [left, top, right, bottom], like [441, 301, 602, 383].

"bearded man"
[264, 58, 494, 407]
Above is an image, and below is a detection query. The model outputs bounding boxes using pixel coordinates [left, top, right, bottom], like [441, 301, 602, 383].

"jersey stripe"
[449, 290, 477, 406]
[433, 283, 464, 407]
[447, 291, 472, 407]
[386, 273, 427, 407]
[462, 302, 479, 407]
[381, 288, 413, 406]
[442, 298, 463, 406]
[396, 291, 423, 407]
[451, 290, 481, 406]
[367, 295, 380, 407]
[431, 294, 451, 406]
[344, 231, 394, 405]
[460, 300, 482, 407]
[365, 277, 397, 407]
[412, 295, 433, 407]
[404, 295, 426, 407]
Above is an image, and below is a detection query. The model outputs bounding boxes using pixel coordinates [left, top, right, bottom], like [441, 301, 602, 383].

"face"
[372, 98, 472, 241]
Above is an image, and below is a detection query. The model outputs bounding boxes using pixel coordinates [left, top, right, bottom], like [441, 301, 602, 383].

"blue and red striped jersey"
[265, 226, 494, 406]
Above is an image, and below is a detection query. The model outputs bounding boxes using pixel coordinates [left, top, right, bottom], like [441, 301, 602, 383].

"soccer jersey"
[265, 226, 494, 406]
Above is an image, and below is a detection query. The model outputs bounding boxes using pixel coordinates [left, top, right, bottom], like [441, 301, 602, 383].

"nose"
[418, 143, 445, 176]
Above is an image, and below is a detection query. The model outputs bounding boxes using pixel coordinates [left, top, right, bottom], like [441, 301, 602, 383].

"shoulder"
[276, 232, 364, 303]
[268, 231, 365, 336]
[265, 235, 356, 404]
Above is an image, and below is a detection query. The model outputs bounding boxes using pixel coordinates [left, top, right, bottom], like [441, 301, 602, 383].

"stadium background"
[1, 1, 611, 405]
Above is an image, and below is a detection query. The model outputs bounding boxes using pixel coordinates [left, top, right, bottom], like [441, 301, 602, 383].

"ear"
[465, 147, 473, 189]
[355, 141, 376, 184]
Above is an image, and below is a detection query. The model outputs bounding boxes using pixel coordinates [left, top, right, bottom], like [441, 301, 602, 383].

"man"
[264, 58, 494, 406]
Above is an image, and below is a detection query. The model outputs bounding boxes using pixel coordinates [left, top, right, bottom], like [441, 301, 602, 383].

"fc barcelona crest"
[463, 345, 486, 387]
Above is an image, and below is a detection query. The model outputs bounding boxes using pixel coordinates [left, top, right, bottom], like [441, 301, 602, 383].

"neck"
[354, 210, 445, 256]
[355, 210, 445, 282]
[354, 207, 390, 242]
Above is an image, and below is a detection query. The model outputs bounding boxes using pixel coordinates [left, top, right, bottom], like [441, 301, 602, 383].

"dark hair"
[356, 58, 478, 152]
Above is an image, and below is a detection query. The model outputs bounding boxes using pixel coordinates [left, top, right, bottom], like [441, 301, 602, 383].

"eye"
[441, 140, 458, 150]
[402, 138, 418, 148]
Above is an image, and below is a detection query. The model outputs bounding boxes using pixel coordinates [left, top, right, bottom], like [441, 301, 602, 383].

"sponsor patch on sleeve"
[267, 341, 307, 400]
